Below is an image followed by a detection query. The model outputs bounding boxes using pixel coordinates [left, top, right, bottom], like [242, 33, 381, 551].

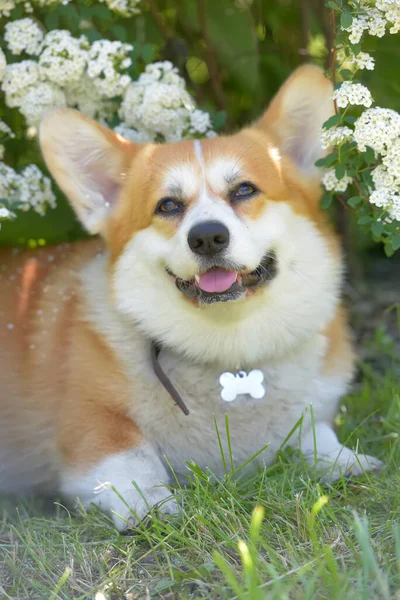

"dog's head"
[40, 65, 342, 367]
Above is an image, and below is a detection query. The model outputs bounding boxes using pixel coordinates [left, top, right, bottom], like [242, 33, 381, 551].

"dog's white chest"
[128, 336, 334, 479]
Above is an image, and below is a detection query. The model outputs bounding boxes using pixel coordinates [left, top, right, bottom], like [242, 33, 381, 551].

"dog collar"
[151, 341, 190, 416]
[151, 342, 266, 416]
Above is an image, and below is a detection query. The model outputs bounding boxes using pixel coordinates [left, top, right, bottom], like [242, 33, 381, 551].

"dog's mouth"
[166, 253, 277, 305]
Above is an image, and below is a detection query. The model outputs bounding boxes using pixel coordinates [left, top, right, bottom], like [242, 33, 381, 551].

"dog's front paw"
[318, 449, 383, 483]
[108, 485, 179, 532]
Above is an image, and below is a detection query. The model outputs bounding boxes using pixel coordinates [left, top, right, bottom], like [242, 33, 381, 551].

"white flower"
[87, 40, 133, 98]
[18, 164, 56, 215]
[372, 164, 397, 190]
[344, 15, 369, 44]
[65, 75, 113, 120]
[119, 61, 213, 142]
[332, 82, 373, 109]
[113, 123, 152, 143]
[4, 18, 43, 56]
[1, 60, 40, 108]
[367, 9, 387, 37]
[0, 161, 56, 216]
[189, 109, 213, 135]
[0, 48, 6, 83]
[101, 0, 141, 17]
[0, 162, 23, 204]
[0, 206, 13, 220]
[384, 3, 400, 33]
[321, 126, 353, 150]
[0, 120, 15, 139]
[322, 169, 353, 193]
[354, 107, 400, 153]
[39, 30, 89, 87]
[370, 187, 400, 221]
[382, 138, 400, 184]
[0, 0, 16, 17]
[350, 51, 375, 70]
[19, 82, 67, 128]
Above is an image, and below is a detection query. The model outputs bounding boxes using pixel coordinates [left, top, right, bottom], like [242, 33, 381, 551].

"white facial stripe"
[193, 140, 204, 168]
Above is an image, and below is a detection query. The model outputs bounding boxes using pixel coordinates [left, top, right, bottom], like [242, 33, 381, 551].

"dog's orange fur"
[0, 241, 143, 471]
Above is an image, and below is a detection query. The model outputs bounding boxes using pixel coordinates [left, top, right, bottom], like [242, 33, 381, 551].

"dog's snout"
[187, 221, 230, 256]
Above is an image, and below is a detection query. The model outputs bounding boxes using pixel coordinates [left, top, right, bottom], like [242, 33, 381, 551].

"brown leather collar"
[151, 341, 190, 416]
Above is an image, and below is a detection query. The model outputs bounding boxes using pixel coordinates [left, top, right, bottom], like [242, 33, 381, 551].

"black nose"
[188, 221, 230, 256]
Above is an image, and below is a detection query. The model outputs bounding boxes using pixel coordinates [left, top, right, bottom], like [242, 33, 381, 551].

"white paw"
[317, 449, 383, 483]
[108, 485, 179, 532]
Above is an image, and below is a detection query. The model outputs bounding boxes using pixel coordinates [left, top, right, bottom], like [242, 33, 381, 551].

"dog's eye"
[232, 182, 258, 200]
[155, 198, 183, 215]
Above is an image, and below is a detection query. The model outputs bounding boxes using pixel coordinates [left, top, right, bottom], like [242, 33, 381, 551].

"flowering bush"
[0, 0, 400, 255]
[0, 0, 217, 242]
[321, 0, 400, 255]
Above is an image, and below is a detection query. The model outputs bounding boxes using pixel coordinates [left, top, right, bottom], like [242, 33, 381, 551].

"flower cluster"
[0, 0, 71, 18]
[100, 0, 141, 17]
[322, 169, 353, 193]
[344, 1, 400, 43]
[1, 26, 133, 128]
[87, 40, 133, 98]
[321, 126, 353, 150]
[119, 61, 214, 142]
[0, 17, 213, 225]
[350, 51, 375, 70]
[0, 120, 15, 161]
[4, 18, 43, 55]
[353, 108, 400, 153]
[0, 0, 141, 18]
[331, 81, 373, 109]
[0, 163, 56, 217]
[0, 48, 6, 82]
[321, 1, 400, 253]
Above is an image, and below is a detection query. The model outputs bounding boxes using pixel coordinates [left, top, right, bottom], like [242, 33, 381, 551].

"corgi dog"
[0, 65, 382, 530]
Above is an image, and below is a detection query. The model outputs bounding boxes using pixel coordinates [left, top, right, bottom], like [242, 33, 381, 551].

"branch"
[147, 0, 170, 41]
[330, 7, 338, 115]
[197, 0, 229, 114]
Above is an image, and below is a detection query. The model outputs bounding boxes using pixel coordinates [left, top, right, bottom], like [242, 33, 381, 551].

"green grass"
[1, 325, 400, 600]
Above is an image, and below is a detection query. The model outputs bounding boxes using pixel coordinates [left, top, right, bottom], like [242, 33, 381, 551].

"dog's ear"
[40, 109, 139, 234]
[255, 65, 334, 178]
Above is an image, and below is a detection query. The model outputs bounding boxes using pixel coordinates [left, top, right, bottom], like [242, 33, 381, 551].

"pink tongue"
[198, 269, 237, 293]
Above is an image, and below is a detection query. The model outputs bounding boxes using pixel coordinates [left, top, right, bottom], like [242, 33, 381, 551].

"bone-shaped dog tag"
[219, 370, 265, 402]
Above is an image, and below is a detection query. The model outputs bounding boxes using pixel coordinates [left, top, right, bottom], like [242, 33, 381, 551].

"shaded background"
[1, 0, 400, 270]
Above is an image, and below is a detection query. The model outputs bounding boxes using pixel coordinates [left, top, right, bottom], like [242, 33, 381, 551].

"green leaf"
[391, 234, 400, 251]
[339, 69, 353, 79]
[344, 116, 356, 125]
[347, 196, 363, 208]
[358, 216, 373, 225]
[371, 221, 384, 237]
[315, 152, 337, 168]
[351, 43, 362, 56]
[327, 1, 340, 9]
[384, 243, 395, 257]
[362, 146, 375, 164]
[335, 164, 346, 180]
[321, 193, 333, 210]
[110, 25, 127, 43]
[141, 43, 155, 64]
[44, 11, 59, 30]
[322, 114, 342, 129]
[341, 12, 353, 29]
